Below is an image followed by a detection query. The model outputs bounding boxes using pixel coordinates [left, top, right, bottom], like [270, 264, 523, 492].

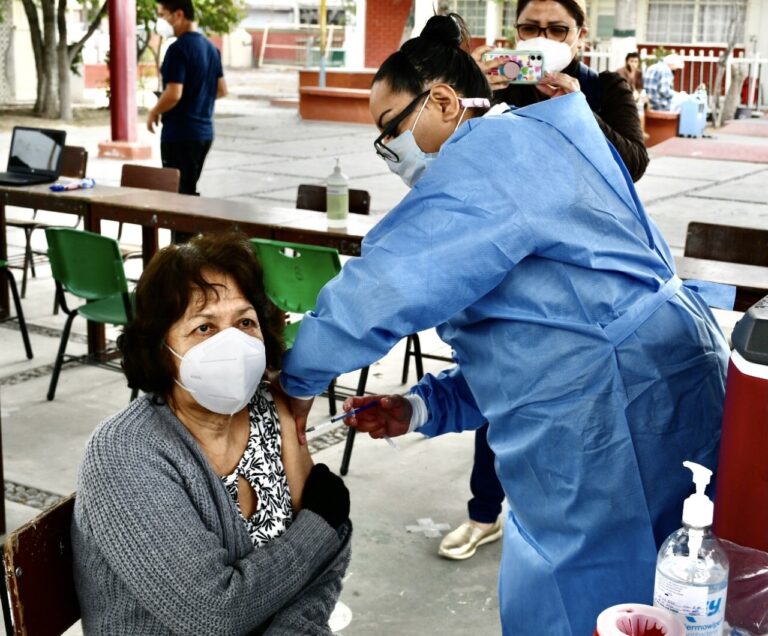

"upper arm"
[217, 76, 228, 99]
[595, 74, 649, 181]
[165, 82, 183, 103]
[275, 395, 313, 511]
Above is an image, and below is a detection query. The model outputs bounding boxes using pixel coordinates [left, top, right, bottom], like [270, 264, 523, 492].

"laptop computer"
[0, 126, 67, 186]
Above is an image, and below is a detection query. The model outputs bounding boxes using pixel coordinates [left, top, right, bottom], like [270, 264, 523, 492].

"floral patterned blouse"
[220, 383, 293, 547]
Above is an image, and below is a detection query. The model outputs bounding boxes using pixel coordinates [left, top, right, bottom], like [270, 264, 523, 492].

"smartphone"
[481, 49, 545, 84]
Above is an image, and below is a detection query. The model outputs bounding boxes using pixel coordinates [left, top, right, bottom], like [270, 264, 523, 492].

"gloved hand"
[301, 463, 350, 530]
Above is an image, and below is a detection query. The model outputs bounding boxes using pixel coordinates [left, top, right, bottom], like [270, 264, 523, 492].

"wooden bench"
[684, 222, 768, 311]
[298, 68, 376, 90]
[645, 110, 680, 147]
[298, 86, 373, 125]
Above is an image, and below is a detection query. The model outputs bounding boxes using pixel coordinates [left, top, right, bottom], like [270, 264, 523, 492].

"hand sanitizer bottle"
[326, 158, 348, 229]
[653, 461, 729, 636]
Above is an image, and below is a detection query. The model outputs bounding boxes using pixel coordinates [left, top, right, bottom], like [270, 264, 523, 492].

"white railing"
[639, 47, 767, 110]
[257, 24, 344, 68]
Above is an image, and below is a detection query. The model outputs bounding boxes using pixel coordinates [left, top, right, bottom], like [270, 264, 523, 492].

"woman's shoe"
[437, 517, 503, 560]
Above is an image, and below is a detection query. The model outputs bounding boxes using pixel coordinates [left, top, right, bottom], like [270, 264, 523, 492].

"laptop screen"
[8, 127, 66, 177]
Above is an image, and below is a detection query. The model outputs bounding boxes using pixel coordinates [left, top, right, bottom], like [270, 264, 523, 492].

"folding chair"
[118, 164, 180, 258]
[45, 228, 135, 401]
[685, 222, 768, 311]
[251, 238, 368, 475]
[5, 146, 88, 298]
[0, 261, 33, 360]
[1, 494, 79, 636]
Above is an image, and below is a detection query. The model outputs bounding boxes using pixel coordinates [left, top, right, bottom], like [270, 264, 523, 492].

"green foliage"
[0, 0, 9, 24]
[138, 0, 246, 35]
[649, 46, 672, 66]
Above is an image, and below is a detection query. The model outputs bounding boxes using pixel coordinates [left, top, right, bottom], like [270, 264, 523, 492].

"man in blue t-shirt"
[147, 0, 227, 199]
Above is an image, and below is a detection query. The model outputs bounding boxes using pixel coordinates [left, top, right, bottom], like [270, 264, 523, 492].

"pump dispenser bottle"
[653, 461, 729, 636]
[326, 158, 349, 228]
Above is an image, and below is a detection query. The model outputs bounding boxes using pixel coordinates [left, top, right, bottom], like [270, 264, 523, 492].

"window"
[646, 0, 746, 44]
[453, 0, 487, 38]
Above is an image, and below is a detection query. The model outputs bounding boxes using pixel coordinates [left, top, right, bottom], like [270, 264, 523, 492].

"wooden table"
[674, 255, 768, 310]
[0, 184, 131, 348]
[1, 183, 379, 353]
[89, 189, 378, 265]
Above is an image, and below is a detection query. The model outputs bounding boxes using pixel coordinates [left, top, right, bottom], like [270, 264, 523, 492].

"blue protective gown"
[281, 92, 729, 635]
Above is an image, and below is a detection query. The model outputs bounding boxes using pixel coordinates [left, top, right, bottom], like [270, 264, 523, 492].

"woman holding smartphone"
[278, 13, 726, 636]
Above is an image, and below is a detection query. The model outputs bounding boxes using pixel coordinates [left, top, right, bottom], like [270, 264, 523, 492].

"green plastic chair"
[0, 260, 33, 359]
[45, 228, 133, 401]
[250, 238, 368, 475]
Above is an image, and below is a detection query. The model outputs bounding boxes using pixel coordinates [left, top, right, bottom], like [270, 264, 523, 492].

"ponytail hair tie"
[460, 97, 491, 109]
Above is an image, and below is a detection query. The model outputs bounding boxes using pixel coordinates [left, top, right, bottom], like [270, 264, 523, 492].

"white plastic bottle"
[653, 461, 729, 636]
[326, 158, 349, 229]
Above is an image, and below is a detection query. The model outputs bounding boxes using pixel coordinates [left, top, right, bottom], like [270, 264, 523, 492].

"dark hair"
[516, 0, 587, 28]
[159, 0, 194, 21]
[372, 14, 491, 101]
[625, 51, 640, 62]
[119, 232, 284, 397]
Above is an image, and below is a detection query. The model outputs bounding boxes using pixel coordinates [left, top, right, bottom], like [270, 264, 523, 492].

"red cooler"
[714, 297, 768, 550]
[712, 298, 768, 635]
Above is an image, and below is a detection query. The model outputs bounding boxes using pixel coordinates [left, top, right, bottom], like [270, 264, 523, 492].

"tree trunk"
[41, 0, 58, 118]
[721, 65, 745, 123]
[57, 0, 71, 120]
[19, 0, 45, 113]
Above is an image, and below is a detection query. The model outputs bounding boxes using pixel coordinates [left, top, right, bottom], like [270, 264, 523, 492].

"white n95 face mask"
[155, 18, 175, 39]
[516, 37, 577, 74]
[167, 328, 266, 416]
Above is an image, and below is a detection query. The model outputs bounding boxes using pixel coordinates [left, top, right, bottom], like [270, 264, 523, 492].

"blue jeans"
[468, 423, 505, 523]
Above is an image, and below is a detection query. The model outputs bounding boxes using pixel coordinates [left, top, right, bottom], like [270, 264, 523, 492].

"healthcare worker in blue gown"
[280, 14, 729, 636]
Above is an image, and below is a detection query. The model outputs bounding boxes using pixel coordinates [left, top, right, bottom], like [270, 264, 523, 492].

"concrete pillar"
[484, 0, 502, 45]
[343, 0, 366, 68]
[610, 0, 638, 70]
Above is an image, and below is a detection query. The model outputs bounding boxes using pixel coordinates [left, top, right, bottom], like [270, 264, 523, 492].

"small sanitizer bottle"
[653, 461, 729, 636]
[326, 158, 349, 229]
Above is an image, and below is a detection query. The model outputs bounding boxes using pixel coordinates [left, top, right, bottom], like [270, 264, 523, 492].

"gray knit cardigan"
[72, 395, 351, 635]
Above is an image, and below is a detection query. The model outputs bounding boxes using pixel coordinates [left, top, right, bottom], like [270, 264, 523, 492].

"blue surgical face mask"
[384, 93, 475, 188]
[383, 95, 438, 188]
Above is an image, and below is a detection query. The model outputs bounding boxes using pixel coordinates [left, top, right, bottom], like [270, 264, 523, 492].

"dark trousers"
[468, 423, 505, 523]
[161, 139, 212, 243]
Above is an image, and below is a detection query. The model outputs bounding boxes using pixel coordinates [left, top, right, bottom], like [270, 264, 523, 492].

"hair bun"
[420, 14, 465, 49]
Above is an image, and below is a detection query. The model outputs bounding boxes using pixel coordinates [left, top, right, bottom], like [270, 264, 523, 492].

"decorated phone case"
[482, 49, 545, 83]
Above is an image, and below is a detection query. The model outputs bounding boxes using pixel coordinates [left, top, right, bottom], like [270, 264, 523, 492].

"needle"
[305, 400, 381, 433]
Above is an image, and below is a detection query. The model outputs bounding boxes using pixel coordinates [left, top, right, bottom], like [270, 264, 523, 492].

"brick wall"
[365, 0, 413, 68]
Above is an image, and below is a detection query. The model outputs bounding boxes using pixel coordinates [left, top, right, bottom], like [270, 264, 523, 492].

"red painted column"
[108, 0, 137, 142]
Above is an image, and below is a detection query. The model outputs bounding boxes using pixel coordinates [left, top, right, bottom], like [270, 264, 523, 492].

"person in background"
[279, 14, 728, 635]
[72, 233, 351, 635]
[616, 51, 649, 140]
[477, 0, 648, 182]
[644, 53, 686, 111]
[147, 0, 227, 198]
[445, 0, 651, 564]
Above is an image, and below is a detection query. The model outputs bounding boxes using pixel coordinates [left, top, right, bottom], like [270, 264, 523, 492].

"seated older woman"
[72, 232, 351, 635]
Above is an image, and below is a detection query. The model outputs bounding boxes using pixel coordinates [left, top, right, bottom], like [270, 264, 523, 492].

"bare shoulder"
[273, 393, 313, 510]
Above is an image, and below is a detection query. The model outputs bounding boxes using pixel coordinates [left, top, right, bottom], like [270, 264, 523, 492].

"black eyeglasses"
[374, 90, 431, 163]
[516, 23, 577, 42]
